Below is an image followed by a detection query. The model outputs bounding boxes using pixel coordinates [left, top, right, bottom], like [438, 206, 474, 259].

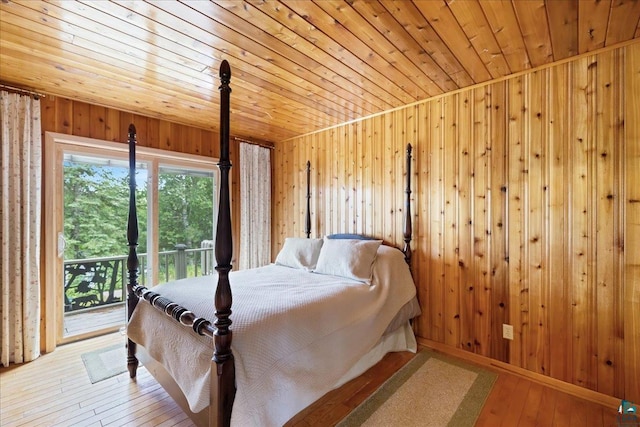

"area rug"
[337, 349, 497, 427]
[81, 344, 127, 384]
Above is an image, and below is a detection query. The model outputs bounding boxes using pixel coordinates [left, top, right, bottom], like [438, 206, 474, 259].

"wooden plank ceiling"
[1, 0, 639, 142]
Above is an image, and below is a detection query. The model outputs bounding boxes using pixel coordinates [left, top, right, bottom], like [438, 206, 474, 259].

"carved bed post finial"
[213, 59, 236, 427]
[305, 161, 311, 238]
[126, 124, 140, 378]
[404, 143, 413, 267]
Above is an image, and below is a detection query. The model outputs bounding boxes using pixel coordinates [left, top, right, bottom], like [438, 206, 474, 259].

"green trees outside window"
[63, 157, 215, 311]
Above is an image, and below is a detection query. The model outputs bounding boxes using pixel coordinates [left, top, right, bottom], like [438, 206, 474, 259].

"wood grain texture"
[2, 1, 640, 141]
[624, 38, 640, 406]
[272, 42, 640, 404]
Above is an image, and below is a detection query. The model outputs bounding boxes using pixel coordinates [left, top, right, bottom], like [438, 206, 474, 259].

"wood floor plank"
[568, 397, 589, 426]
[499, 377, 532, 426]
[137, 403, 186, 427]
[534, 386, 559, 426]
[475, 372, 520, 426]
[603, 407, 622, 427]
[152, 409, 191, 427]
[552, 390, 575, 426]
[103, 394, 176, 426]
[583, 397, 605, 427]
[517, 382, 545, 427]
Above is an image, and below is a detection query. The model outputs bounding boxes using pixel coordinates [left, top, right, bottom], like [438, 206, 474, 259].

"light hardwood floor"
[0, 332, 622, 427]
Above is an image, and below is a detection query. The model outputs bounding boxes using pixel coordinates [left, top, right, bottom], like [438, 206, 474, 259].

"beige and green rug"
[81, 344, 128, 383]
[338, 350, 497, 427]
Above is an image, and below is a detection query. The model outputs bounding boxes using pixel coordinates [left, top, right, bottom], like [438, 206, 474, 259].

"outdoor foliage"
[158, 170, 214, 252]
[63, 162, 148, 260]
[63, 162, 214, 260]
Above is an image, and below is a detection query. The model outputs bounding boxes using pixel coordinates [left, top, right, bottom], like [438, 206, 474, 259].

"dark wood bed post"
[305, 160, 311, 238]
[126, 124, 140, 378]
[212, 59, 235, 427]
[403, 143, 413, 266]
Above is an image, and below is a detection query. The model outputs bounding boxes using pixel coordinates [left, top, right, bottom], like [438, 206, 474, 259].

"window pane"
[62, 153, 148, 336]
[158, 165, 216, 283]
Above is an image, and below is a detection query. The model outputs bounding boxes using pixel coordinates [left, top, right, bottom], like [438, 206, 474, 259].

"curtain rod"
[0, 83, 46, 99]
[233, 136, 274, 150]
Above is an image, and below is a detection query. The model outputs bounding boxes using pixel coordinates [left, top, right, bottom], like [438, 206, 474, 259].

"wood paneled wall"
[272, 42, 640, 403]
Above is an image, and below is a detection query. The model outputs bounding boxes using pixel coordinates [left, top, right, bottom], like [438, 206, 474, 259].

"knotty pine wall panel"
[39, 96, 241, 269]
[272, 42, 640, 402]
[624, 43, 640, 406]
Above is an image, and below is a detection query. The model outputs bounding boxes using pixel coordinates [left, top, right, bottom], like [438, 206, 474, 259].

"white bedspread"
[127, 245, 417, 426]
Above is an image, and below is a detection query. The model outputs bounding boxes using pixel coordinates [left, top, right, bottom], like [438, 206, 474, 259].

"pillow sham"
[314, 237, 382, 283]
[274, 237, 324, 270]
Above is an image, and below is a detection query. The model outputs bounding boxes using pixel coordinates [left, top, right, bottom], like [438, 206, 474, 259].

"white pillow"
[314, 237, 382, 283]
[275, 237, 324, 270]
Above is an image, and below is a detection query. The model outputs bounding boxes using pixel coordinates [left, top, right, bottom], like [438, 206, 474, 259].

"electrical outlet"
[503, 324, 514, 340]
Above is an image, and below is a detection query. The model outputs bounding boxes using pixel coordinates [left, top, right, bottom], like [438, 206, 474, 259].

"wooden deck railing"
[64, 246, 214, 312]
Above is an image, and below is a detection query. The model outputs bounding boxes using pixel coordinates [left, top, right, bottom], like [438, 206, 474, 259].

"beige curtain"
[239, 143, 271, 269]
[0, 91, 42, 366]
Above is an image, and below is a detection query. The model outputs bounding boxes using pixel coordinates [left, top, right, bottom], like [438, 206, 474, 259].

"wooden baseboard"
[417, 337, 621, 410]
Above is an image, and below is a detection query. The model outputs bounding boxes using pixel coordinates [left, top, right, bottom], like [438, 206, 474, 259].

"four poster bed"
[125, 60, 420, 427]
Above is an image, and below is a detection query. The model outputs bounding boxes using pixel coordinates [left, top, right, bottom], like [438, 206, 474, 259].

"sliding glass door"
[44, 133, 218, 345]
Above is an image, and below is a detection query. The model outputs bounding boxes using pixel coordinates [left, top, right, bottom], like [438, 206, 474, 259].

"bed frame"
[125, 60, 414, 427]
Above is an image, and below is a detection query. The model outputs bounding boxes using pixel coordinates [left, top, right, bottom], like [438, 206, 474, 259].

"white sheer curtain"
[0, 91, 42, 366]
[239, 142, 271, 269]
